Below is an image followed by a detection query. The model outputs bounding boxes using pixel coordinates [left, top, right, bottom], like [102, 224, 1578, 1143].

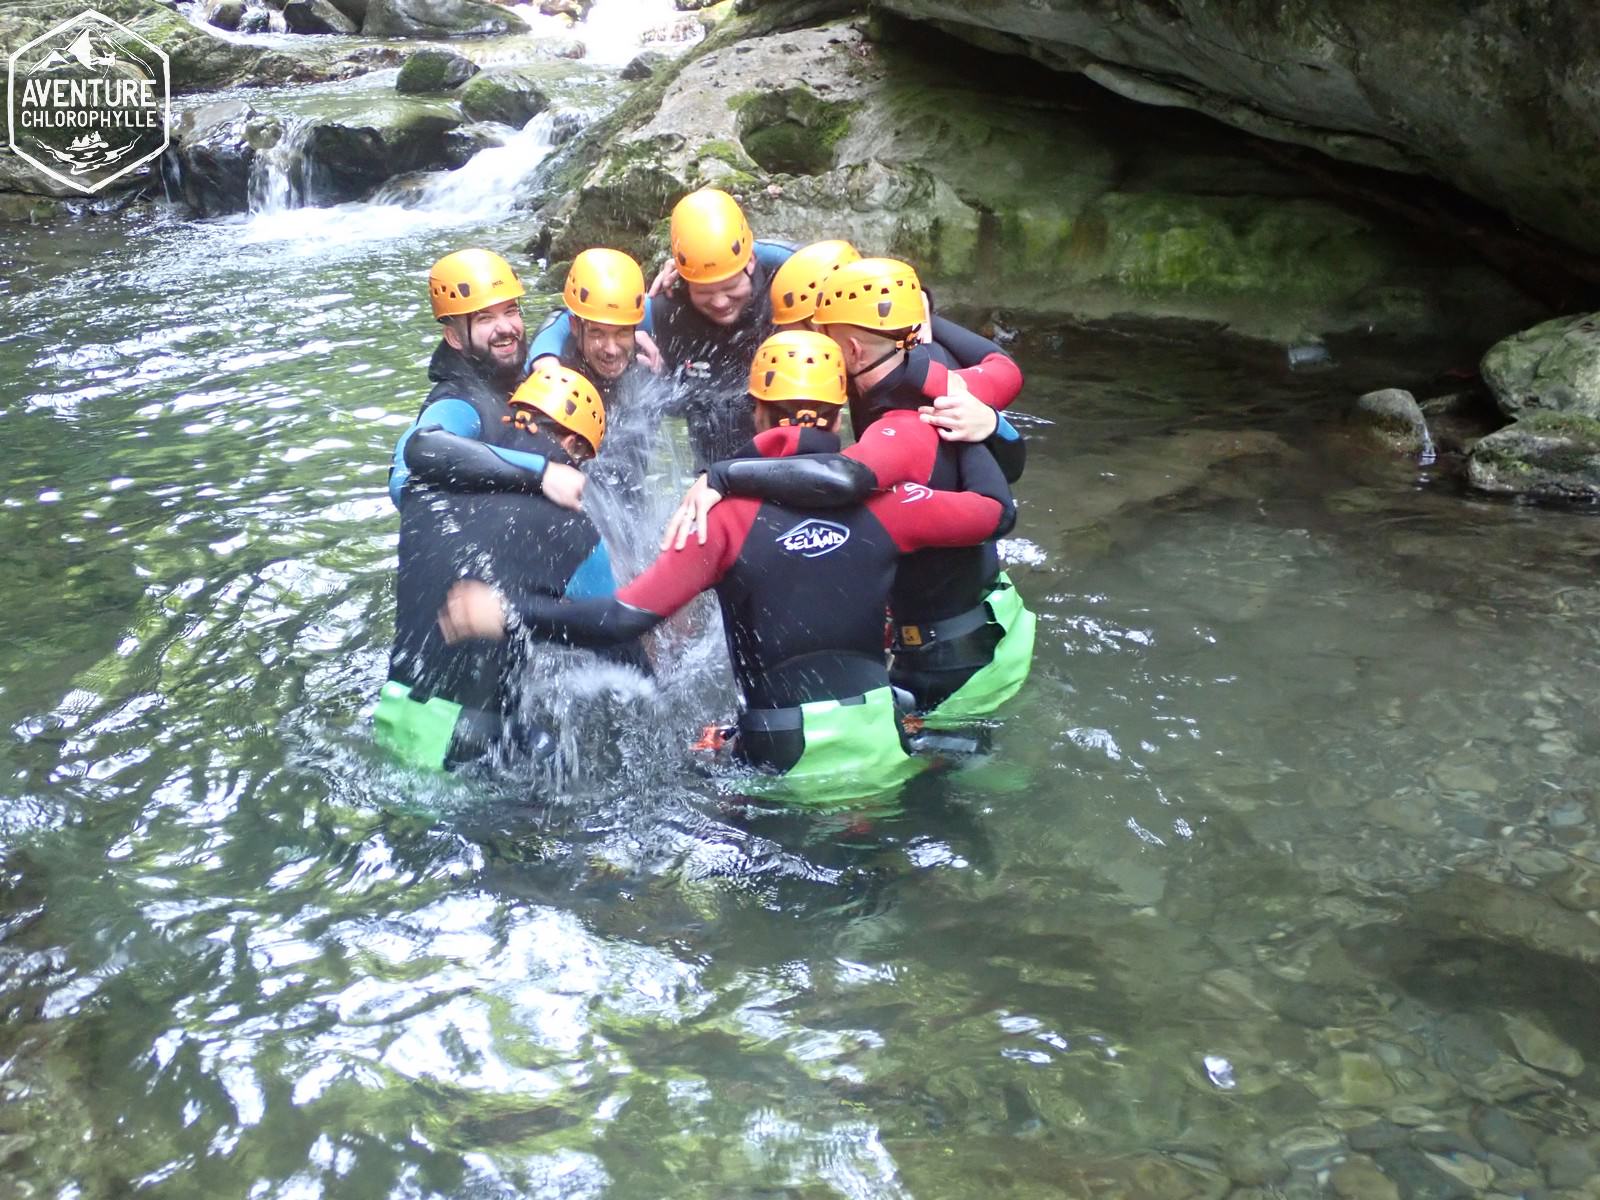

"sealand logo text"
[7, 8, 171, 195]
[777, 518, 850, 558]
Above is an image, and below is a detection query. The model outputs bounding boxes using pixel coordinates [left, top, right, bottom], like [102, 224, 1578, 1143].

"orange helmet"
[509, 362, 606, 452]
[429, 248, 525, 320]
[564, 248, 646, 326]
[748, 331, 848, 425]
[770, 239, 861, 325]
[670, 188, 754, 284]
[812, 257, 923, 335]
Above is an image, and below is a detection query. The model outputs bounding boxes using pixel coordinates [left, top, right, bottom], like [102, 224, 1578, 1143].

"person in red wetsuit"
[436, 330, 1015, 797]
[668, 257, 1037, 728]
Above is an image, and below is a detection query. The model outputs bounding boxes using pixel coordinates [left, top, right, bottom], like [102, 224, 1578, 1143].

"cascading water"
[240, 110, 565, 245]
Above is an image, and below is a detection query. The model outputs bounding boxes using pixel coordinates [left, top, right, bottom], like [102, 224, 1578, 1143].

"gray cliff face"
[875, 0, 1600, 258]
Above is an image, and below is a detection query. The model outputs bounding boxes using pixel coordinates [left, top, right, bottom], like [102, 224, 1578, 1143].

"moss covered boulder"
[544, 16, 1535, 339]
[459, 69, 551, 127]
[297, 99, 463, 204]
[395, 47, 480, 94]
[1467, 411, 1600, 502]
[1481, 313, 1600, 421]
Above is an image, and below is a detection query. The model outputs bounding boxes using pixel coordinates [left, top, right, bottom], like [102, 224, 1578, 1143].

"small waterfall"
[247, 117, 314, 214]
[240, 111, 567, 246]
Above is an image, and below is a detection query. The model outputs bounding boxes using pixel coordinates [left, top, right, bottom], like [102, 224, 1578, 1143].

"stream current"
[3, 28, 1600, 1200]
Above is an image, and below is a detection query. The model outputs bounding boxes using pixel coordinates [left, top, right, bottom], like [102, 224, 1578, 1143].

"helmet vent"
[458, 282, 472, 298]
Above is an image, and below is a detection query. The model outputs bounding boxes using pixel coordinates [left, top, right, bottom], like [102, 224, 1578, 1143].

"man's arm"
[905, 322, 1024, 412]
[702, 426, 876, 508]
[389, 398, 486, 507]
[873, 442, 1014, 551]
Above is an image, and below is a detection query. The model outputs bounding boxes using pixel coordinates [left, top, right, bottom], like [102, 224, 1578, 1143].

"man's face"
[575, 317, 635, 382]
[447, 299, 526, 384]
[686, 260, 755, 327]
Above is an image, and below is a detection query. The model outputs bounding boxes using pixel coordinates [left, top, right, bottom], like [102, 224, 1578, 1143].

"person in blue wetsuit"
[388, 249, 587, 514]
[528, 190, 793, 468]
[376, 352, 649, 772]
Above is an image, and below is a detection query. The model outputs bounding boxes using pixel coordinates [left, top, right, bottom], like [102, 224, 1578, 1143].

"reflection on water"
[4, 206, 1600, 1196]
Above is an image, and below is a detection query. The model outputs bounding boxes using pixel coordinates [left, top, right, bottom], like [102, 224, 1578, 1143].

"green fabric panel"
[373, 680, 462, 771]
[766, 686, 923, 809]
[922, 571, 1036, 728]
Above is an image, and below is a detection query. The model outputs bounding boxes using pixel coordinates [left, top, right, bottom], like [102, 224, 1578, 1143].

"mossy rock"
[459, 69, 551, 127]
[396, 48, 480, 94]
[1481, 312, 1600, 420]
[1467, 410, 1600, 501]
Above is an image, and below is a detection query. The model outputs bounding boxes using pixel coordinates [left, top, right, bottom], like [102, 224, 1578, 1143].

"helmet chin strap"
[858, 344, 903, 377]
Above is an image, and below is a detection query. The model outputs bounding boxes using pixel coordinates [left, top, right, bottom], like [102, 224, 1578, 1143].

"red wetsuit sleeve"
[870, 485, 1004, 553]
[617, 498, 760, 616]
[841, 408, 939, 489]
[918, 354, 1024, 412]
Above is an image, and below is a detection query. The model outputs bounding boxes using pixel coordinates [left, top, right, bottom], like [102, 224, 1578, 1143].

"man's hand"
[438, 579, 508, 644]
[660, 474, 724, 550]
[647, 258, 680, 299]
[918, 374, 998, 442]
[635, 329, 663, 375]
[542, 461, 586, 511]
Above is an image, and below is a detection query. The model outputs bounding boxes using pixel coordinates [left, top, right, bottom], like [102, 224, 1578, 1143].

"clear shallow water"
[4, 211, 1600, 1196]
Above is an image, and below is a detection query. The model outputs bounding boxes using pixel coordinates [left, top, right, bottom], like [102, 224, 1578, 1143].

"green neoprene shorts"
[761, 686, 923, 808]
[373, 680, 462, 771]
[922, 572, 1036, 729]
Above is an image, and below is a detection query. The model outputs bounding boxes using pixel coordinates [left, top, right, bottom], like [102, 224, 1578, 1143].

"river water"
[4, 22, 1600, 1200]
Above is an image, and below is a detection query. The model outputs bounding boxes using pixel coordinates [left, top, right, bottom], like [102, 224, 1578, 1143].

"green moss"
[1518, 409, 1600, 441]
[735, 89, 856, 175]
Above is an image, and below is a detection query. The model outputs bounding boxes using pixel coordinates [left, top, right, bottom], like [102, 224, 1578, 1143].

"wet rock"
[1548, 863, 1600, 913]
[1332, 1156, 1402, 1200]
[1354, 388, 1430, 454]
[364, 0, 530, 37]
[1270, 1125, 1346, 1173]
[327, 0, 367, 24]
[545, 19, 1528, 337]
[1223, 1134, 1288, 1186]
[440, 120, 515, 168]
[1468, 411, 1600, 502]
[1408, 872, 1600, 967]
[1482, 314, 1600, 421]
[540, 0, 591, 17]
[872, 1, 1600, 261]
[281, 0, 356, 31]
[459, 69, 551, 127]
[1411, 1130, 1484, 1158]
[1537, 1136, 1598, 1190]
[1372, 1147, 1474, 1200]
[1422, 1151, 1496, 1192]
[298, 100, 463, 204]
[396, 47, 480, 93]
[621, 49, 670, 80]
[1352, 1121, 1411, 1152]
[1317, 1051, 1398, 1108]
[1505, 1015, 1585, 1078]
[165, 99, 282, 217]
[207, 0, 245, 29]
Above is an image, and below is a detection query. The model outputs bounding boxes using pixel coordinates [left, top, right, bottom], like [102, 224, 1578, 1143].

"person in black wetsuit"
[375, 362, 647, 772]
[435, 331, 1015, 798]
[669, 258, 1037, 728]
[388, 248, 587, 515]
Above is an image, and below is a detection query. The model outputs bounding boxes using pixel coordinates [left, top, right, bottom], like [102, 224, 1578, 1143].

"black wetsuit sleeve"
[404, 428, 547, 494]
[705, 453, 875, 508]
[507, 594, 662, 647]
[955, 441, 1018, 538]
[930, 315, 1005, 367]
[986, 427, 1026, 485]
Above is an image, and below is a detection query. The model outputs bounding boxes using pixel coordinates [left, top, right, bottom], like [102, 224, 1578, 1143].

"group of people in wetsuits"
[378, 186, 1037, 796]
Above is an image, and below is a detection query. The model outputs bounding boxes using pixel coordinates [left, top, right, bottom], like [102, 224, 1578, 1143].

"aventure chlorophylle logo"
[7, 8, 171, 195]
